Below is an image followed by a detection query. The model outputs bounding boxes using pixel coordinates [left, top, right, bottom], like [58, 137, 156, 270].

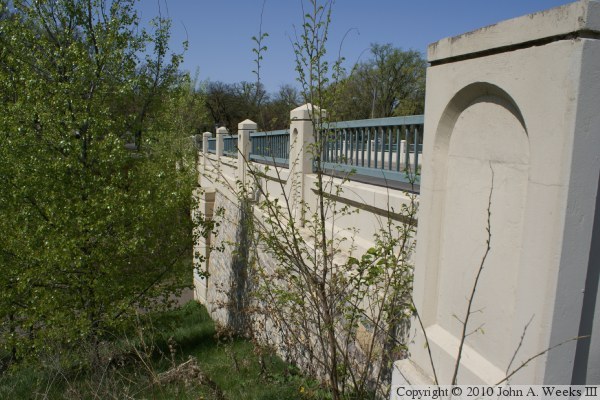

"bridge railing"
[206, 130, 290, 164]
[223, 136, 238, 157]
[249, 129, 289, 166]
[207, 138, 216, 154]
[200, 113, 423, 187]
[320, 115, 423, 184]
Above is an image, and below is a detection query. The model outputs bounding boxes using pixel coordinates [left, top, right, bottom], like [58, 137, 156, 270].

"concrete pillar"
[193, 188, 216, 305]
[393, 0, 600, 388]
[289, 103, 324, 223]
[215, 126, 228, 157]
[237, 119, 257, 186]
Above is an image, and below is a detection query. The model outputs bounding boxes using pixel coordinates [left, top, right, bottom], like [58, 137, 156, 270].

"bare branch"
[451, 162, 494, 385]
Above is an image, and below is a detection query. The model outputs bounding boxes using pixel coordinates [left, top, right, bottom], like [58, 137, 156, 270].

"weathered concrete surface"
[192, 187, 214, 305]
[428, 0, 600, 63]
[201, 190, 250, 332]
[395, 0, 600, 387]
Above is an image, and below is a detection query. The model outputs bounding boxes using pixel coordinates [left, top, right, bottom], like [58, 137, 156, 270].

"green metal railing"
[223, 136, 238, 157]
[249, 130, 289, 166]
[320, 115, 423, 184]
[202, 115, 424, 186]
[207, 138, 216, 153]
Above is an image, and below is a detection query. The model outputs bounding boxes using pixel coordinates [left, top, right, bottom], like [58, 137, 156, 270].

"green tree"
[203, 80, 269, 132]
[261, 84, 301, 130]
[333, 43, 426, 120]
[0, 0, 198, 362]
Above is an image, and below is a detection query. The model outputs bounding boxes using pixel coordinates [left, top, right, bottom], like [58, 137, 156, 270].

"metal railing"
[249, 129, 289, 166]
[207, 138, 216, 154]
[223, 135, 238, 158]
[201, 115, 423, 186]
[320, 115, 423, 184]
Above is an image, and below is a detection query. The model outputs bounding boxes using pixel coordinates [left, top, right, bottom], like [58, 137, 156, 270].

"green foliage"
[199, 41, 425, 132]
[0, 302, 325, 399]
[332, 44, 426, 119]
[0, 0, 199, 362]
[201, 80, 301, 132]
[203, 80, 267, 131]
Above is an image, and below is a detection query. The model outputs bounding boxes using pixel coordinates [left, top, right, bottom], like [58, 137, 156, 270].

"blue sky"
[135, 0, 571, 93]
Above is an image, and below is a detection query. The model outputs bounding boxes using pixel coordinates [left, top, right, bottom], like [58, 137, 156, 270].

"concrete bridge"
[194, 0, 600, 391]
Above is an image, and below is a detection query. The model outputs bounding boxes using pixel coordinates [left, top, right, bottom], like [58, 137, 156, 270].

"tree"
[202, 80, 270, 132]
[0, 0, 198, 362]
[332, 44, 426, 120]
[261, 84, 301, 130]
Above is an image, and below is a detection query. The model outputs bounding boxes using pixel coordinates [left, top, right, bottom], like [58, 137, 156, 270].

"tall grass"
[0, 302, 326, 399]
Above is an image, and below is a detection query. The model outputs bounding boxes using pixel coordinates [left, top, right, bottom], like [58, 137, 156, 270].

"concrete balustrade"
[192, 187, 215, 304]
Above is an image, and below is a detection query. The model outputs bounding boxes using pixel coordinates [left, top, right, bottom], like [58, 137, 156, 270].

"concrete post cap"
[202, 132, 213, 138]
[216, 127, 229, 134]
[290, 103, 327, 121]
[428, 0, 600, 63]
[238, 119, 258, 130]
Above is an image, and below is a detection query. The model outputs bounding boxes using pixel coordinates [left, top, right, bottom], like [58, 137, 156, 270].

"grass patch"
[0, 301, 329, 399]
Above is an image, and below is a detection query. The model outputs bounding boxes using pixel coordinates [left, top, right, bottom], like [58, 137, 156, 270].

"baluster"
[367, 128, 372, 168]
[327, 129, 330, 162]
[380, 127, 385, 169]
[404, 126, 410, 172]
[387, 126, 392, 170]
[414, 126, 420, 175]
[396, 126, 401, 171]
[338, 129, 343, 163]
[381, 128, 385, 169]
[331, 129, 336, 163]
[325, 129, 329, 163]
[374, 128, 378, 168]
[339, 128, 343, 163]
[360, 128, 365, 167]
[279, 134, 282, 159]
[322, 130, 326, 162]
[341, 128, 345, 164]
[337, 129, 341, 163]
[349, 128, 353, 165]
[344, 129, 349, 164]
[354, 128, 359, 165]
[328, 129, 332, 163]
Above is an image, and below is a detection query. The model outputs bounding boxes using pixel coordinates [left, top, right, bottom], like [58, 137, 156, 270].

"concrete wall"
[194, 113, 417, 371]
[394, 0, 600, 386]
[195, 150, 416, 303]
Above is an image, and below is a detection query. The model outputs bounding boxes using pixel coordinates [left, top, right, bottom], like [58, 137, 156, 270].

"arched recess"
[422, 82, 532, 379]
